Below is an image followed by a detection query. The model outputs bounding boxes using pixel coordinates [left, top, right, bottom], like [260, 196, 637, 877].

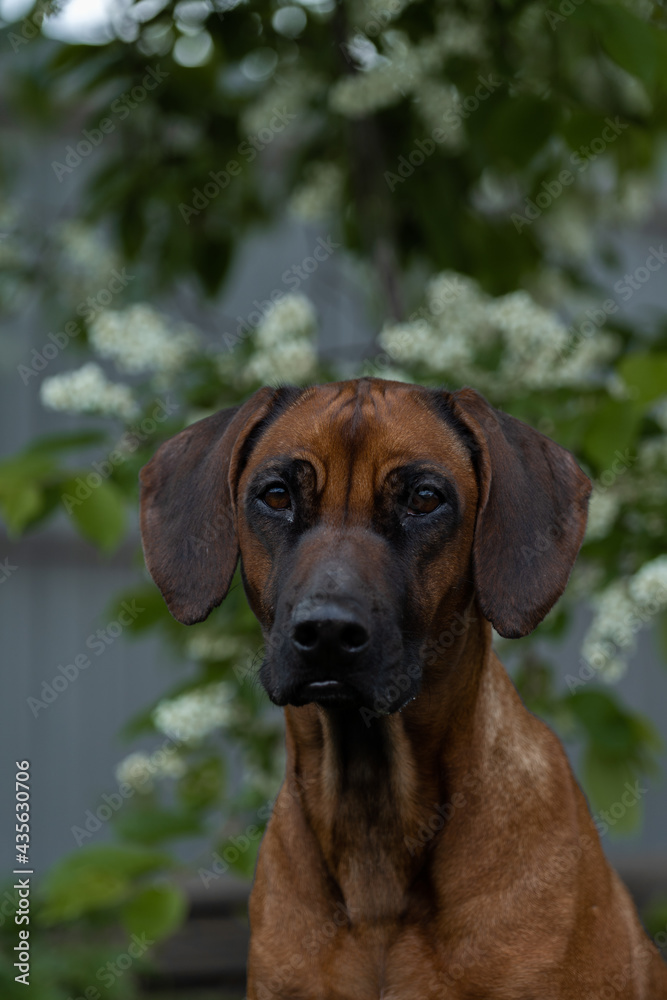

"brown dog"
[140, 378, 667, 999]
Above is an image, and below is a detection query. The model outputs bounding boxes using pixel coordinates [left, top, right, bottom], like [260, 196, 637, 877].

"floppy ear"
[446, 387, 591, 639]
[140, 386, 290, 626]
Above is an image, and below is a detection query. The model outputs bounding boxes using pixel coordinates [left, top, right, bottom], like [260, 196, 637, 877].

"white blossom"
[376, 263, 620, 393]
[378, 318, 437, 366]
[330, 31, 441, 118]
[538, 202, 595, 261]
[585, 490, 620, 541]
[379, 270, 613, 392]
[581, 563, 667, 683]
[160, 754, 188, 778]
[185, 631, 243, 661]
[435, 12, 485, 59]
[427, 271, 494, 365]
[597, 657, 627, 683]
[513, 1, 546, 41]
[329, 61, 410, 117]
[244, 338, 318, 385]
[638, 436, 667, 471]
[556, 333, 619, 387]
[487, 290, 571, 388]
[115, 752, 155, 792]
[330, 13, 484, 120]
[589, 582, 638, 649]
[366, 366, 414, 383]
[89, 304, 199, 375]
[472, 170, 523, 215]
[40, 363, 139, 421]
[255, 293, 317, 346]
[379, 273, 494, 378]
[580, 581, 637, 682]
[343, 35, 386, 72]
[240, 69, 324, 135]
[153, 682, 235, 743]
[488, 289, 568, 355]
[413, 80, 465, 150]
[606, 371, 633, 400]
[351, 0, 416, 31]
[242, 294, 318, 385]
[56, 222, 121, 298]
[115, 748, 187, 792]
[289, 162, 344, 222]
[629, 556, 667, 609]
[612, 173, 654, 223]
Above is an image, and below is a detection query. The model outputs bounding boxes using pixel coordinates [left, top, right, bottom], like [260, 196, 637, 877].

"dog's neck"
[282, 603, 520, 922]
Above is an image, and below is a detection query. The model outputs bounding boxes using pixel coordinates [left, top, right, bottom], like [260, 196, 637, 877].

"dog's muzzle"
[260, 594, 417, 713]
[286, 599, 371, 705]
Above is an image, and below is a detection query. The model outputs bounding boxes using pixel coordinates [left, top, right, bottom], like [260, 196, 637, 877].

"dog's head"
[140, 379, 590, 713]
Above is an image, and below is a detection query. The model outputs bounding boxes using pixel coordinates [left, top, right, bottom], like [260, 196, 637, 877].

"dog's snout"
[291, 603, 370, 659]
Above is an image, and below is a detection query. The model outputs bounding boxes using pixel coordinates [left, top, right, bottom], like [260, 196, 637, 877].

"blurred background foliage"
[2, 0, 667, 994]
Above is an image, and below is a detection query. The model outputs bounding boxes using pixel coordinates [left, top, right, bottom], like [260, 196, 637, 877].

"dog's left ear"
[140, 386, 290, 626]
[446, 387, 591, 639]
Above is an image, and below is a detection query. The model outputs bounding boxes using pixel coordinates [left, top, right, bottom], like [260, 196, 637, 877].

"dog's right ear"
[140, 386, 291, 626]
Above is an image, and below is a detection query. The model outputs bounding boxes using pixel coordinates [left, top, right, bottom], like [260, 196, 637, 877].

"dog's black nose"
[291, 603, 370, 659]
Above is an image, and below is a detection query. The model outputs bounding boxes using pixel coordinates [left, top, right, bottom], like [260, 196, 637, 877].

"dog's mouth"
[299, 678, 359, 704]
[258, 626, 421, 713]
[262, 666, 422, 714]
[271, 677, 361, 708]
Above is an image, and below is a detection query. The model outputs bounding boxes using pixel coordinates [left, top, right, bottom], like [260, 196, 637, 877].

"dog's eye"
[261, 485, 291, 511]
[407, 488, 442, 516]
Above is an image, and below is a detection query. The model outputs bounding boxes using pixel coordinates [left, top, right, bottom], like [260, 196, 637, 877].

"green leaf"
[582, 747, 643, 835]
[617, 352, 667, 405]
[25, 430, 109, 455]
[568, 689, 628, 754]
[567, 689, 660, 758]
[0, 481, 43, 536]
[40, 845, 173, 924]
[480, 94, 560, 169]
[109, 586, 175, 634]
[582, 398, 643, 471]
[0, 452, 56, 482]
[121, 884, 187, 942]
[594, 4, 659, 89]
[63, 478, 126, 552]
[222, 834, 261, 880]
[114, 805, 204, 846]
[177, 756, 225, 810]
[643, 896, 667, 940]
[0, 442, 89, 535]
[560, 110, 616, 153]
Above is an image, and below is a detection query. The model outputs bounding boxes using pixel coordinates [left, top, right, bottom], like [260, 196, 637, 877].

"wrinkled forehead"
[243, 380, 476, 499]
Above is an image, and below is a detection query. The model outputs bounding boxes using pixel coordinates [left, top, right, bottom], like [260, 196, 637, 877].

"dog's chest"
[248, 915, 564, 1000]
